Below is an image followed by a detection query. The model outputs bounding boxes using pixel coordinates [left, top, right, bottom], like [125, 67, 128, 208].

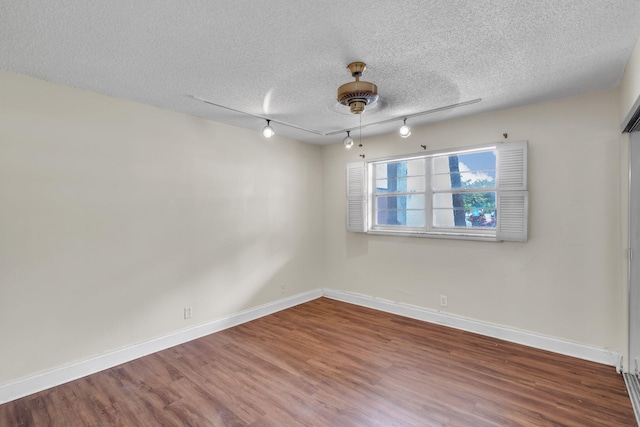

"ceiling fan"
[192, 61, 480, 139]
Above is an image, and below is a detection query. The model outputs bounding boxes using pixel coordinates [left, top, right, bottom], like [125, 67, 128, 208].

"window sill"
[366, 229, 499, 242]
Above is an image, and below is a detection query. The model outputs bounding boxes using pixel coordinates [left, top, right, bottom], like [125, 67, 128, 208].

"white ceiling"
[2, 1, 639, 145]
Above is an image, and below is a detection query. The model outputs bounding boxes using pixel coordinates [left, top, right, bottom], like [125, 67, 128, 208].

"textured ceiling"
[2, 1, 639, 145]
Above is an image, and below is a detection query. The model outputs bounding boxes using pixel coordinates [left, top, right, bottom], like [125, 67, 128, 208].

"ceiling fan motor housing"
[337, 62, 379, 114]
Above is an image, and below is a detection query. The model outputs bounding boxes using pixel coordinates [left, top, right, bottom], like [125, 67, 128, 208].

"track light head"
[343, 131, 354, 149]
[262, 119, 275, 138]
[399, 118, 411, 138]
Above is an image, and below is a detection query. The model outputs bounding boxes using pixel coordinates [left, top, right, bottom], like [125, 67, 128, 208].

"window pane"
[375, 176, 424, 193]
[376, 195, 425, 227]
[377, 195, 424, 209]
[432, 150, 496, 191]
[376, 209, 425, 227]
[433, 208, 496, 228]
[375, 159, 424, 180]
[432, 192, 496, 228]
[433, 192, 496, 209]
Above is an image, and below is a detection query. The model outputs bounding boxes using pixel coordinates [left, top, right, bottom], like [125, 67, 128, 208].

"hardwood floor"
[0, 297, 636, 426]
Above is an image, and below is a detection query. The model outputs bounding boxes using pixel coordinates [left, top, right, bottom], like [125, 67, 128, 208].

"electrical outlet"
[440, 295, 448, 307]
[184, 307, 192, 319]
[280, 284, 286, 294]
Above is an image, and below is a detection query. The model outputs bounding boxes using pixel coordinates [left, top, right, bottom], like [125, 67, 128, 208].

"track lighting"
[399, 118, 411, 138]
[194, 95, 481, 141]
[343, 131, 354, 149]
[262, 119, 275, 138]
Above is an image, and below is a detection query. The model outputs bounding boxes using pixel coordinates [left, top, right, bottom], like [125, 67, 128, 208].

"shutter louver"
[496, 141, 528, 242]
[497, 191, 528, 242]
[346, 162, 366, 232]
[497, 142, 527, 190]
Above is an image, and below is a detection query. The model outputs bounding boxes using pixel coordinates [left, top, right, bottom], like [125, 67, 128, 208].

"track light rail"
[192, 95, 481, 138]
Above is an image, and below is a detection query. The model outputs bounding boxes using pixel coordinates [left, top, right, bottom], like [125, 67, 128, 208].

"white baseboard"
[0, 289, 322, 405]
[1, 287, 621, 405]
[322, 288, 621, 368]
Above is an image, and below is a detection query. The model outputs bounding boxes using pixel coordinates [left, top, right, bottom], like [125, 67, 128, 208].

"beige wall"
[621, 35, 640, 123]
[0, 71, 324, 385]
[322, 89, 627, 354]
[0, 68, 632, 387]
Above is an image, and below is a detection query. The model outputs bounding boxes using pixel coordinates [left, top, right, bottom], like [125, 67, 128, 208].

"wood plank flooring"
[0, 297, 636, 426]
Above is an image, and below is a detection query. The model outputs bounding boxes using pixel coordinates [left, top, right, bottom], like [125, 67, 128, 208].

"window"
[346, 141, 528, 241]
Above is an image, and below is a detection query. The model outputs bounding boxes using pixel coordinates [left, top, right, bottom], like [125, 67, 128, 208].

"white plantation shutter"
[497, 192, 528, 241]
[496, 141, 528, 241]
[346, 162, 366, 232]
